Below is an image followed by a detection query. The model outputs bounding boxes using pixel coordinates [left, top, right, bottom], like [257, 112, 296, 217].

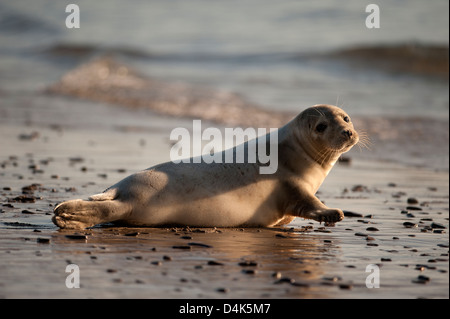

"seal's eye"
[315, 123, 327, 133]
[343, 116, 350, 123]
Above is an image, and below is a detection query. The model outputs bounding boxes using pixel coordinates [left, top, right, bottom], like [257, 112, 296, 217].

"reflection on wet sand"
[49, 226, 342, 298]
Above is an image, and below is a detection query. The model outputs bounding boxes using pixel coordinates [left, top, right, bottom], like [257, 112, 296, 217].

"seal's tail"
[52, 188, 130, 229]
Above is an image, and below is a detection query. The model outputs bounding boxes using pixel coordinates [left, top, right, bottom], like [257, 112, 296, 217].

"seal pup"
[53, 104, 359, 229]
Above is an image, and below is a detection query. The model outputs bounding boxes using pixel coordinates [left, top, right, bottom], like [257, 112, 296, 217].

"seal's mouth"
[333, 133, 359, 152]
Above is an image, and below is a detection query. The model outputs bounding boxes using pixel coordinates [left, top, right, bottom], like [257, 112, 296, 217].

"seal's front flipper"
[301, 208, 344, 224]
[287, 194, 344, 225]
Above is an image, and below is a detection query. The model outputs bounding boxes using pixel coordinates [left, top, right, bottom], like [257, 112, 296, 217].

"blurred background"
[0, 0, 448, 167]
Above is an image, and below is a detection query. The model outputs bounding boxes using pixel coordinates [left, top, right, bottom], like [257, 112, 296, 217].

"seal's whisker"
[313, 107, 325, 118]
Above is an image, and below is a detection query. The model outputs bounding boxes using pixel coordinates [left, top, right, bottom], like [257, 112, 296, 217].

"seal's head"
[297, 104, 359, 165]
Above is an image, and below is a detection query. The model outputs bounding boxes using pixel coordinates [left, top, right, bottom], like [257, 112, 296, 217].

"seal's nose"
[342, 129, 352, 138]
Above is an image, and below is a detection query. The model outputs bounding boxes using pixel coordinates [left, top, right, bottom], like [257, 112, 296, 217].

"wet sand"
[0, 89, 448, 299]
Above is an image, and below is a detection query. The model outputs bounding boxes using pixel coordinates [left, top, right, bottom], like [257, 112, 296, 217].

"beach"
[0, 79, 448, 299]
[0, 1, 448, 299]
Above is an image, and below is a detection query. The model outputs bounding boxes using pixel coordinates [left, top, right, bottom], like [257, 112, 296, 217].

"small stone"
[242, 269, 257, 275]
[343, 211, 363, 218]
[238, 261, 258, 267]
[172, 245, 191, 250]
[207, 260, 224, 266]
[274, 277, 295, 284]
[272, 272, 282, 279]
[163, 255, 172, 261]
[412, 275, 430, 284]
[381, 258, 392, 262]
[65, 234, 87, 240]
[403, 222, 417, 228]
[339, 283, 353, 290]
[188, 242, 212, 248]
[355, 232, 368, 237]
[124, 232, 139, 236]
[217, 288, 229, 293]
[366, 227, 379, 231]
[388, 183, 397, 187]
[431, 222, 446, 229]
[406, 206, 422, 211]
[37, 238, 50, 244]
[407, 198, 419, 204]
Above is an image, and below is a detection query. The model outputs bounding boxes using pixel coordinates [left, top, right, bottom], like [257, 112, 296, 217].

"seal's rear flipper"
[52, 197, 131, 229]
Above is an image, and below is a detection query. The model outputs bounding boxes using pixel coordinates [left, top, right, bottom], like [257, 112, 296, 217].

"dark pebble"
[11, 195, 37, 203]
[180, 236, 192, 240]
[274, 277, 295, 284]
[406, 213, 415, 218]
[106, 269, 117, 273]
[388, 182, 397, 187]
[69, 157, 84, 163]
[275, 233, 288, 238]
[217, 288, 229, 293]
[351, 185, 368, 192]
[172, 245, 191, 250]
[124, 232, 140, 236]
[431, 222, 446, 229]
[407, 198, 419, 204]
[381, 258, 392, 262]
[412, 275, 430, 284]
[21, 209, 35, 214]
[403, 222, 417, 228]
[238, 261, 258, 267]
[343, 211, 363, 218]
[366, 227, 379, 231]
[242, 269, 257, 275]
[37, 238, 50, 244]
[207, 261, 224, 266]
[163, 255, 172, 261]
[65, 234, 87, 240]
[355, 232, 368, 237]
[188, 242, 212, 248]
[339, 283, 353, 290]
[406, 206, 422, 211]
[151, 261, 162, 266]
[22, 184, 41, 194]
[437, 243, 449, 248]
